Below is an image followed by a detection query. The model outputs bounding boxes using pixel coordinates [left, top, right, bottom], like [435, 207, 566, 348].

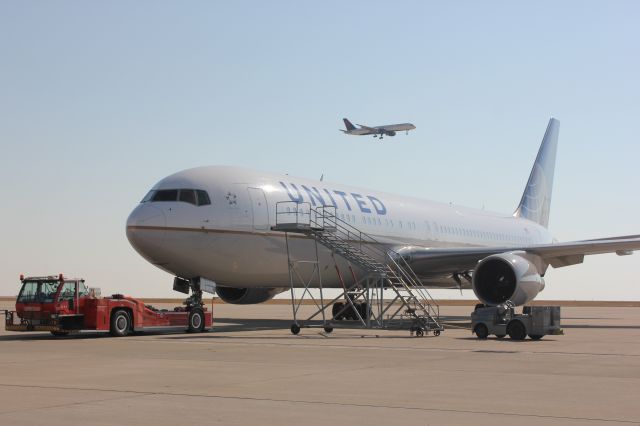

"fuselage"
[126, 166, 553, 289]
[347, 123, 416, 135]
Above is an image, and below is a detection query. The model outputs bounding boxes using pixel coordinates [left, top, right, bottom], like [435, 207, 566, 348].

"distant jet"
[340, 118, 416, 139]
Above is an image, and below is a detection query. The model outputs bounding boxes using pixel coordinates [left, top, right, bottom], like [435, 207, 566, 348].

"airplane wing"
[396, 235, 640, 279]
[356, 124, 378, 132]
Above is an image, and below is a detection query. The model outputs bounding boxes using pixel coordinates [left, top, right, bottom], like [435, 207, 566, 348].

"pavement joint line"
[0, 391, 152, 416]
[127, 337, 640, 357]
[237, 363, 379, 387]
[0, 383, 636, 424]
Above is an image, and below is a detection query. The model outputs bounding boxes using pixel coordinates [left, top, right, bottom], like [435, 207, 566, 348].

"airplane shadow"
[1, 317, 637, 342]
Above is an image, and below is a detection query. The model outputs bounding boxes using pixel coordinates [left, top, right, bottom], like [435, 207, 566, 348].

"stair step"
[302, 211, 441, 329]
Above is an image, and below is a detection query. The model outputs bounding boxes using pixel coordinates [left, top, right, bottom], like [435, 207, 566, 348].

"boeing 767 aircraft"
[340, 118, 415, 139]
[127, 118, 639, 308]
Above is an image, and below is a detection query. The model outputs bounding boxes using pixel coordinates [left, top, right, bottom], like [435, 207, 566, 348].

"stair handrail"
[275, 201, 313, 228]
[309, 205, 440, 316]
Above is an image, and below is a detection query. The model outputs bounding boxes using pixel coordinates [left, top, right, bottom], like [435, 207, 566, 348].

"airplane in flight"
[340, 118, 416, 139]
[126, 118, 640, 309]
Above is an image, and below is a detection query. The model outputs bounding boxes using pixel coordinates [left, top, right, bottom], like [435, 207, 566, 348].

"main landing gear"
[289, 300, 370, 335]
[331, 300, 370, 321]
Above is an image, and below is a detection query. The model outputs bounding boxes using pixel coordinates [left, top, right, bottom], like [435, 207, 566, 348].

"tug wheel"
[188, 308, 205, 333]
[323, 326, 333, 333]
[415, 329, 424, 337]
[529, 334, 543, 340]
[507, 320, 526, 341]
[110, 309, 131, 337]
[290, 324, 301, 335]
[474, 323, 489, 339]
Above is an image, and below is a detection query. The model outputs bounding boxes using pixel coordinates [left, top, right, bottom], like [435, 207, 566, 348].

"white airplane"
[126, 118, 640, 307]
[340, 118, 416, 139]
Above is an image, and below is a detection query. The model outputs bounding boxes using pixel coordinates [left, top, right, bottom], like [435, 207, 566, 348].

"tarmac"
[0, 302, 639, 425]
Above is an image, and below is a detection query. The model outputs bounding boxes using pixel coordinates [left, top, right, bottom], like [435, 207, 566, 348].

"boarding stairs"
[273, 202, 442, 335]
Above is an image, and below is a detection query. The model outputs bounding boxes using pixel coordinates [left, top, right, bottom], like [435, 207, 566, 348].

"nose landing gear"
[173, 276, 216, 334]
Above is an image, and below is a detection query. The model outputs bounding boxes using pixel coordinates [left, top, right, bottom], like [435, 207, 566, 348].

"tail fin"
[343, 118, 356, 131]
[514, 118, 560, 228]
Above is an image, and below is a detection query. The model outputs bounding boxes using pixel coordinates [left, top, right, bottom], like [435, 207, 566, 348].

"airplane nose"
[126, 204, 167, 256]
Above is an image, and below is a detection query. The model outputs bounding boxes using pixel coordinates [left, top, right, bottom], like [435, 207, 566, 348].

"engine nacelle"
[472, 253, 545, 306]
[386, 130, 396, 136]
[216, 286, 286, 304]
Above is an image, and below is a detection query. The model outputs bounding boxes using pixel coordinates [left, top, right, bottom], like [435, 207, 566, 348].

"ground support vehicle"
[471, 303, 562, 340]
[4, 274, 212, 337]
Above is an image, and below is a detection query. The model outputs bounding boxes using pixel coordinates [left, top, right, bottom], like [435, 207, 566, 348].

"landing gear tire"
[529, 334, 543, 340]
[346, 304, 357, 320]
[323, 326, 333, 333]
[50, 331, 69, 337]
[357, 302, 369, 321]
[188, 308, 205, 333]
[507, 320, 526, 341]
[290, 324, 301, 335]
[474, 323, 489, 339]
[110, 309, 131, 337]
[332, 302, 344, 320]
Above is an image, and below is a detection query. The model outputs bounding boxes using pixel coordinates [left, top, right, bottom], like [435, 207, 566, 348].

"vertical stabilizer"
[343, 118, 356, 131]
[514, 118, 560, 228]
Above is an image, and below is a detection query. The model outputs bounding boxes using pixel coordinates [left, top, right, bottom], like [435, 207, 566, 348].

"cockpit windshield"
[17, 280, 61, 303]
[141, 189, 211, 206]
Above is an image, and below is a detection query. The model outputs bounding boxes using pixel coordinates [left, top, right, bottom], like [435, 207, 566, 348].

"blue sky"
[1, 1, 638, 299]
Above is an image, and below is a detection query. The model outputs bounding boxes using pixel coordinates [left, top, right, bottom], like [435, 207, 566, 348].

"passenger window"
[152, 190, 178, 202]
[179, 189, 197, 205]
[196, 190, 211, 206]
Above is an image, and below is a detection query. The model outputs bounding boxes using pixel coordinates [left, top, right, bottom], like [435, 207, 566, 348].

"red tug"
[4, 274, 212, 336]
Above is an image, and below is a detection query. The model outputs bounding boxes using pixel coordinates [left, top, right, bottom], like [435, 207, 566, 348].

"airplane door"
[247, 187, 269, 230]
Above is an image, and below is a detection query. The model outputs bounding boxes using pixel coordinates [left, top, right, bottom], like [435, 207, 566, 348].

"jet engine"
[216, 286, 286, 304]
[386, 131, 396, 136]
[472, 253, 545, 306]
